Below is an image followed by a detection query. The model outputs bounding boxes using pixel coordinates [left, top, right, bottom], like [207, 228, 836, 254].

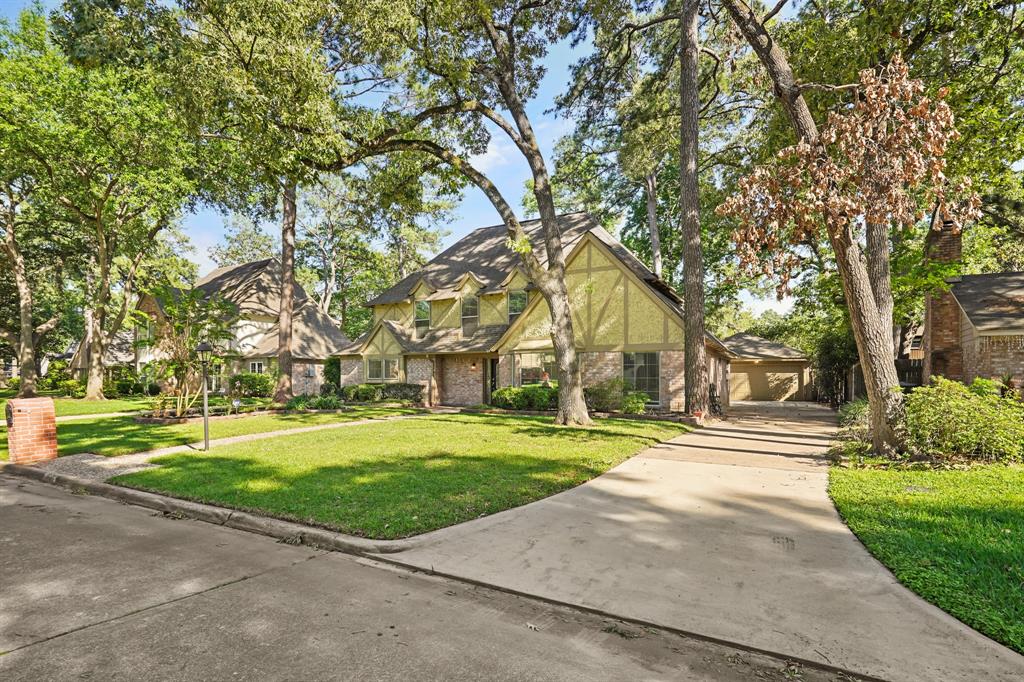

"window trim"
[249, 361, 264, 374]
[415, 300, 431, 337]
[304, 364, 316, 378]
[461, 294, 479, 336]
[508, 289, 528, 324]
[622, 351, 661, 405]
[366, 356, 401, 383]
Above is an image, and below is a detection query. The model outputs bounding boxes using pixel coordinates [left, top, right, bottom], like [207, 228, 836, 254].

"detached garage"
[725, 333, 813, 402]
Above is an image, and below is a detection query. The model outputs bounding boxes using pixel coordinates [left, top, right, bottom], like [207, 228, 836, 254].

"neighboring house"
[725, 333, 813, 401]
[924, 223, 1024, 384]
[86, 259, 348, 395]
[337, 212, 733, 410]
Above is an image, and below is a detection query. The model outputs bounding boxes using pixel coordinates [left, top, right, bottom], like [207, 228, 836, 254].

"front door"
[487, 358, 499, 403]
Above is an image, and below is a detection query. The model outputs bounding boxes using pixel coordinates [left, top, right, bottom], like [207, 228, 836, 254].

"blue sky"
[3, 0, 788, 314]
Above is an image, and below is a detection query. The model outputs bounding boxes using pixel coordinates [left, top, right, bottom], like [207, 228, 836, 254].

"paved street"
[1, 473, 846, 681]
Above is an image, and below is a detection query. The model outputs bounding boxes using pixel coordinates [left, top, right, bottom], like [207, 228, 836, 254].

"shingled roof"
[194, 259, 348, 360]
[366, 212, 684, 308]
[196, 258, 308, 317]
[725, 333, 807, 360]
[949, 272, 1024, 333]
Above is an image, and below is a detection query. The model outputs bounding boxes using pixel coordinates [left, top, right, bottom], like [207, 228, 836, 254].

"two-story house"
[336, 212, 733, 410]
[134, 259, 350, 395]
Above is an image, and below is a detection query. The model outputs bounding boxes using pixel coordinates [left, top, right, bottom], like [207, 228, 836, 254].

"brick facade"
[580, 351, 621, 386]
[440, 355, 485, 406]
[291, 361, 324, 396]
[405, 356, 438, 406]
[659, 350, 686, 411]
[6, 397, 58, 465]
[339, 357, 363, 386]
[965, 334, 1024, 385]
[924, 223, 964, 382]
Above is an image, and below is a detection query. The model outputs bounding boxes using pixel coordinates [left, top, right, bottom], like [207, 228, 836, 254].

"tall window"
[249, 361, 264, 374]
[367, 358, 382, 381]
[415, 300, 430, 337]
[462, 295, 479, 336]
[508, 290, 528, 324]
[623, 352, 660, 404]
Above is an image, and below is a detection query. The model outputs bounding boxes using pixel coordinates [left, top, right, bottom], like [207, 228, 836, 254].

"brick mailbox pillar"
[5, 397, 58, 465]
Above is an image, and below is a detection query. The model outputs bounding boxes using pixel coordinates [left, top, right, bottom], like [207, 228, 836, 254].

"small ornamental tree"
[717, 56, 981, 452]
[140, 284, 237, 417]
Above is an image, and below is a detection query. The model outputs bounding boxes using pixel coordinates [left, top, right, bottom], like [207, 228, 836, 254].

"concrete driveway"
[388, 402, 1024, 682]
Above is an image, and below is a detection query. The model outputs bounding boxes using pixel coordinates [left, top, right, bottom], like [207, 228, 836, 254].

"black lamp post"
[195, 341, 214, 451]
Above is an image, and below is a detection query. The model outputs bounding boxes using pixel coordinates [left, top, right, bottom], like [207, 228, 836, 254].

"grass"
[829, 465, 1024, 654]
[0, 405, 419, 460]
[0, 388, 275, 418]
[113, 413, 688, 539]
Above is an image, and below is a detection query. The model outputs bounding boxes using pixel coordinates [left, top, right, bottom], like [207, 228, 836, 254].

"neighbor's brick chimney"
[5, 397, 58, 465]
[923, 221, 964, 382]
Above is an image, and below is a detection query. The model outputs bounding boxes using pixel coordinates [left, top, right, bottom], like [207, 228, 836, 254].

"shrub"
[323, 357, 341, 387]
[286, 394, 313, 410]
[231, 372, 275, 398]
[6, 377, 20, 391]
[968, 377, 1003, 397]
[102, 380, 121, 398]
[584, 378, 627, 412]
[147, 382, 161, 396]
[40, 359, 71, 391]
[905, 377, 1024, 462]
[622, 391, 647, 415]
[354, 384, 383, 402]
[380, 382, 424, 402]
[309, 394, 344, 410]
[837, 399, 871, 444]
[521, 383, 558, 410]
[320, 381, 340, 397]
[57, 378, 85, 398]
[491, 386, 528, 410]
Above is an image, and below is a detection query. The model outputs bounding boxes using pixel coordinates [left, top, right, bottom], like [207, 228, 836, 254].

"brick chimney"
[923, 221, 963, 382]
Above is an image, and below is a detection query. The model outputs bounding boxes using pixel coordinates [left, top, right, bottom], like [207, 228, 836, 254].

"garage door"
[729, 362, 807, 401]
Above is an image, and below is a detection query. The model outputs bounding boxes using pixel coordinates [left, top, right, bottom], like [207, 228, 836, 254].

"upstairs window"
[461, 295, 479, 336]
[508, 290, 528, 324]
[415, 300, 430, 338]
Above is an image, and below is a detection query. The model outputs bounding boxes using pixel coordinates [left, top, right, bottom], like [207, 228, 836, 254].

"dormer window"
[508, 290, 527, 323]
[415, 300, 430, 338]
[461, 295, 479, 336]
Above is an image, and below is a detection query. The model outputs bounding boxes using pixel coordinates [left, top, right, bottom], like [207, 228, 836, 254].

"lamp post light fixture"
[195, 341, 214, 451]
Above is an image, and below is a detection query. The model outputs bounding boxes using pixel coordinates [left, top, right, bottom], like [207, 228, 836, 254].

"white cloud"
[469, 136, 518, 173]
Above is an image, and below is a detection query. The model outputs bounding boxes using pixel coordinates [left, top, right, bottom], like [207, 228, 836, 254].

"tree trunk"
[2, 226, 38, 397]
[679, 0, 709, 415]
[721, 0, 904, 452]
[480, 15, 591, 426]
[833, 224, 904, 452]
[865, 221, 894, 358]
[644, 173, 663, 278]
[84, 305, 106, 399]
[274, 180, 297, 403]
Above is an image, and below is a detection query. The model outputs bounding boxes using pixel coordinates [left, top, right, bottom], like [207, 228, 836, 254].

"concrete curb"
[0, 462, 420, 556]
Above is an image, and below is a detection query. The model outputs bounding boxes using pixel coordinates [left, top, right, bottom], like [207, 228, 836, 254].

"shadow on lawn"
[427, 413, 684, 447]
[114, 448, 611, 540]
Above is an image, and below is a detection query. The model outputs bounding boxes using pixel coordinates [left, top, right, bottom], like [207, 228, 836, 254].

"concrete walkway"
[386, 401, 1024, 681]
[38, 412, 433, 482]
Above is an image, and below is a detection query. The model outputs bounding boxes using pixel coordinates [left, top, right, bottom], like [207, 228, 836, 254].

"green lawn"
[113, 413, 688, 539]
[830, 465, 1024, 654]
[0, 405, 419, 460]
[0, 389, 153, 417]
